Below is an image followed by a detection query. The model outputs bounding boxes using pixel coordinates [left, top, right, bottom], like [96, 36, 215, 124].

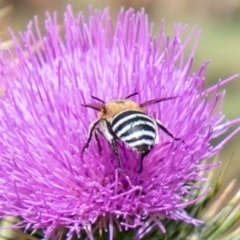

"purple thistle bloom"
[0, 6, 240, 240]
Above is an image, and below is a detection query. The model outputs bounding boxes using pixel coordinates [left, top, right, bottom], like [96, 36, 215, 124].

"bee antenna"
[91, 95, 105, 104]
[125, 92, 138, 99]
[82, 103, 102, 111]
[139, 96, 179, 108]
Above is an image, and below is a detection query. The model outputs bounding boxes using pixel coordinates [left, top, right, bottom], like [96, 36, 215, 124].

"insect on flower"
[82, 93, 183, 172]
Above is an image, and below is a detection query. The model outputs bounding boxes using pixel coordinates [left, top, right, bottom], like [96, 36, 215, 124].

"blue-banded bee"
[82, 93, 182, 172]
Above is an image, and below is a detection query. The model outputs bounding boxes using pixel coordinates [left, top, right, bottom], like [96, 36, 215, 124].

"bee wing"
[139, 96, 179, 108]
[82, 103, 103, 111]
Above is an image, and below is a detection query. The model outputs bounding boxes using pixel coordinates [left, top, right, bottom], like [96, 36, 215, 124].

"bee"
[81, 93, 182, 172]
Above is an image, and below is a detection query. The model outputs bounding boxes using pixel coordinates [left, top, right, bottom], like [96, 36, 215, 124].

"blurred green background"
[0, 0, 240, 211]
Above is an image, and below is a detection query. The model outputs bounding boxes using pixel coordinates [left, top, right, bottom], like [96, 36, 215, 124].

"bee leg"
[137, 155, 144, 173]
[102, 120, 123, 170]
[137, 149, 151, 173]
[155, 119, 184, 143]
[103, 120, 122, 170]
[110, 139, 122, 169]
[94, 128, 102, 155]
[81, 118, 101, 154]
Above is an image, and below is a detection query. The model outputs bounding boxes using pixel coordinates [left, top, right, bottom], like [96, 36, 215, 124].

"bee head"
[81, 93, 141, 118]
[82, 93, 179, 118]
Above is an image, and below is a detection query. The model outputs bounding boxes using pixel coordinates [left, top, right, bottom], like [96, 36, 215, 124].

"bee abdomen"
[111, 110, 157, 153]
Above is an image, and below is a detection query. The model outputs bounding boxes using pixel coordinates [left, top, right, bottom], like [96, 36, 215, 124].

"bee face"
[82, 94, 182, 172]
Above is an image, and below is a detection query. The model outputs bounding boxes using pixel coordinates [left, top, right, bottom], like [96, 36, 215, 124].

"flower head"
[0, 6, 239, 240]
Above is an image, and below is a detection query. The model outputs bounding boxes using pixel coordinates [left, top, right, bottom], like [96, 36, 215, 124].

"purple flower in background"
[0, 6, 239, 240]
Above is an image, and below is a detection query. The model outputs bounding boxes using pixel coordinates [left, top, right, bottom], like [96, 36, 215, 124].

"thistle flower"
[0, 6, 240, 240]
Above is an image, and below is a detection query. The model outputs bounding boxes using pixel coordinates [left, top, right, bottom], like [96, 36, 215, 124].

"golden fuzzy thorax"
[99, 99, 144, 119]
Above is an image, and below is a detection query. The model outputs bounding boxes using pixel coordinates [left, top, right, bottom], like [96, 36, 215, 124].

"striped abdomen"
[111, 110, 157, 154]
